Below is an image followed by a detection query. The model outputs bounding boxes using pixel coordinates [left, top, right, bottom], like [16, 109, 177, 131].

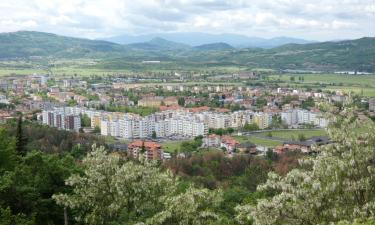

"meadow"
[234, 136, 283, 147]
[256, 129, 327, 140]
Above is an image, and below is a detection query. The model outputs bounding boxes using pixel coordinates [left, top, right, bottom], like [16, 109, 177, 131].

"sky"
[0, 0, 375, 41]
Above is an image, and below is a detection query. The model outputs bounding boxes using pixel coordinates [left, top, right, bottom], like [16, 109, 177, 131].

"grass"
[234, 136, 283, 147]
[162, 141, 183, 153]
[269, 73, 375, 97]
[322, 86, 375, 97]
[270, 73, 375, 87]
[257, 129, 327, 140]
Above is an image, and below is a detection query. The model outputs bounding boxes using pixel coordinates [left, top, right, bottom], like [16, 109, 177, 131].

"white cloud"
[0, 0, 374, 40]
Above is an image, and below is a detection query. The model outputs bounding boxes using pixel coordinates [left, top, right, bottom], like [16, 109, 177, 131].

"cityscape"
[0, 0, 375, 225]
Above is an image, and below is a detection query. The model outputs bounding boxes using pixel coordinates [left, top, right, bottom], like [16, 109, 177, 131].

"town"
[1, 71, 374, 161]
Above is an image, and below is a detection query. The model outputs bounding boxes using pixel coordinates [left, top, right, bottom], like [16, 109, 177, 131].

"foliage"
[80, 114, 91, 127]
[243, 123, 259, 131]
[53, 146, 177, 224]
[179, 137, 203, 153]
[146, 187, 223, 225]
[209, 127, 235, 135]
[15, 115, 28, 156]
[4, 120, 105, 156]
[0, 128, 78, 225]
[302, 96, 315, 109]
[237, 110, 375, 224]
[104, 105, 158, 116]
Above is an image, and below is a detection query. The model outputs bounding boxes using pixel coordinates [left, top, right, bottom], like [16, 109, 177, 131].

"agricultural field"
[269, 73, 375, 97]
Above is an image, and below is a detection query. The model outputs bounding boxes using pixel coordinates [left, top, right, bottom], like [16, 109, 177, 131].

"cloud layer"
[1, 0, 374, 40]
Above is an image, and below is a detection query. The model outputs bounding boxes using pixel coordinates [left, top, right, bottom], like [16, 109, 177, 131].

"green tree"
[0, 128, 17, 172]
[80, 113, 91, 127]
[53, 145, 177, 225]
[15, 115, 28, 156]
[178, 97, 185, 106]
[147, 187, 223, 225]
[93, 126, 101, 134]
[243, 123, 259, 132]
[297, 133, 306, 141]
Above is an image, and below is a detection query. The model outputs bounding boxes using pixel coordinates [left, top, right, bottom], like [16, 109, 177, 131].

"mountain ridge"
[1, 31, 375, 72]
[103, 32, 315, 48]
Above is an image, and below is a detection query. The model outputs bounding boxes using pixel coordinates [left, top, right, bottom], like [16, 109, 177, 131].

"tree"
[297, 133, 306, 141]
[93, 126, 101, 134]
[15, 115, 28, 156]
[152, 131, 157, 139]
[0, 128, 17, 172]
[0, 149, 77, 225]
[53, 145, 177, 225]
[243, 123, 259, 132]
[147, 187, 223, 225]
[178, 97, 185, 106]
[302, 97, 315, 109]
[80, 114, 91, 127]
[236, 110, 375, 225]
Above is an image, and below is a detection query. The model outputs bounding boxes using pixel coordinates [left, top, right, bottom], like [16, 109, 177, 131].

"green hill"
[1, 31, 375, 72]
[0, 31, 128, 59]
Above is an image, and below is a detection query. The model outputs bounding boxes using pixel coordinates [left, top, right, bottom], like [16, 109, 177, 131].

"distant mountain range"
[1, 31, 375, 72]
[103, 32, 314, 48]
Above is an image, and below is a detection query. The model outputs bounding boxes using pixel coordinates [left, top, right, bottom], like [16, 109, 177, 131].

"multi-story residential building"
[281, 110, 299, 126]
[253, 112, 273, 129]
[281, 109, 327, 128]
[42, 107, 81, 131]
[128, 140, 163, 160]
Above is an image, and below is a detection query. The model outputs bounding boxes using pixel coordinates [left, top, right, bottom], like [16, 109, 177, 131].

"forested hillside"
[1, 31, 375, 71]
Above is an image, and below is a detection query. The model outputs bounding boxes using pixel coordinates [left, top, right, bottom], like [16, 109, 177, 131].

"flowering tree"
[237, 110, 375, 224]
[146, 187, 223, 225]
[53, 145, 176, 225]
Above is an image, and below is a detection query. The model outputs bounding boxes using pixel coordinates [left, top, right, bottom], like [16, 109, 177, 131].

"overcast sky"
[0, 0, 375, 41]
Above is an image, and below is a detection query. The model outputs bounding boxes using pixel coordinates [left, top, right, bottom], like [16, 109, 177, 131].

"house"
[163, 97, 179, 106]
[237, 142, 257, 154]
[275, 136, 331, 154]
[128, 140, 163, 160]
[202, 134, 221, 148]
[138, 97, 163, 107]
[220, 135, 240, 153]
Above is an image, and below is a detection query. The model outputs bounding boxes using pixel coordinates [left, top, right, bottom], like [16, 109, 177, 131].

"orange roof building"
[128, 140, 163, 160]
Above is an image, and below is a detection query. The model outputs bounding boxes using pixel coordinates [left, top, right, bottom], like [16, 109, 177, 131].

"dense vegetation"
[1, 108, 375, 224]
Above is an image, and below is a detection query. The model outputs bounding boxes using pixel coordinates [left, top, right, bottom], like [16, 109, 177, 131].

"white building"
[42, 107, 81, 131]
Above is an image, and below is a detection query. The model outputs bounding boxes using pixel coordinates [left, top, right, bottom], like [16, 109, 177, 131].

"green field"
[162, 141, 183, 153]
[271, 73, 375, 86]
[323, 86, 375, 97]
[257, 129, 327, 140]
[234, 136, 283, 147]
[269, 73, 375, 97]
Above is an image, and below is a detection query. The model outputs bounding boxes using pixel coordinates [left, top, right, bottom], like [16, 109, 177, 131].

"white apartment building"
[42, 107, 81, 131]
[281, 109, 328, 128]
